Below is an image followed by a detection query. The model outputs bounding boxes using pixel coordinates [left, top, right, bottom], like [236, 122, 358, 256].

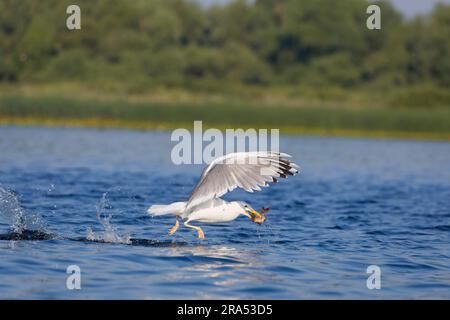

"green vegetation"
[1, 91, 449, 139]
[0, 0, 449, 138]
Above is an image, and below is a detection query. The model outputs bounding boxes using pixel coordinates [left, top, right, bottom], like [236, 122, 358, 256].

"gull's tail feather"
[147, 202, 186, 216]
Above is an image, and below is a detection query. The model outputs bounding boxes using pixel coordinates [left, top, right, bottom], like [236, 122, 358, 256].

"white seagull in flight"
[148, 151, 299, 239]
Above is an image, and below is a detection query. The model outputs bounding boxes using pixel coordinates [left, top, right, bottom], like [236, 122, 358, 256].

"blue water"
[0, 126, 449, 299]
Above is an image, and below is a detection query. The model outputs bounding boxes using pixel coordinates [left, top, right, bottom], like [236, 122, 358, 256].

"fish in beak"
[245, 207, 269, 225]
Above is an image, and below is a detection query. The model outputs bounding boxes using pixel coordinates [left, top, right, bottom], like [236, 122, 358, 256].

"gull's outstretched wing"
[185, 152, 299, 212]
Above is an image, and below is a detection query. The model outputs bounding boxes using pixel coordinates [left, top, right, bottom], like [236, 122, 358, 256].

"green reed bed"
[0, 95, 449, 139]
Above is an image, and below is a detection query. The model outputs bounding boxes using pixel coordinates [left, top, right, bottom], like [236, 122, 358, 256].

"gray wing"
[185, 152, 299, 212]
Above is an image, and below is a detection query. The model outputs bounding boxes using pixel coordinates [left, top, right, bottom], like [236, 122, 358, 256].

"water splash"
[0, 187, 26, 234]
[86, 193, 131, 244]
[0, 187, 50, 242]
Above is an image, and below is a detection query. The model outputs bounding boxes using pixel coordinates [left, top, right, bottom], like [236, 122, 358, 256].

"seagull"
[147, 151, 299, 239]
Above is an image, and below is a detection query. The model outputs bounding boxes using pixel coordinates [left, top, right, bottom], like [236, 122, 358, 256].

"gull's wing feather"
[185, 152, 299, 212]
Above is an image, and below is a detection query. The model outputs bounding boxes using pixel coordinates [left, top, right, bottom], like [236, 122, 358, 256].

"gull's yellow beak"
[248, 208, 262, 219]
[245, 208, 266, 225]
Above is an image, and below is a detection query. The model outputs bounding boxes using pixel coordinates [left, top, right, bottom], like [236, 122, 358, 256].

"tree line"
[0, 0, 449, 92]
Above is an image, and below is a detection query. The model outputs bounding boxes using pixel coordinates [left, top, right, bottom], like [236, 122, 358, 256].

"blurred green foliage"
[0, 0, 449, 107]
[1, 94, 449, 138]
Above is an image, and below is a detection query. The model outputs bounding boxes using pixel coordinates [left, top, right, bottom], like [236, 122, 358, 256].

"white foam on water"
[86, 193, 131, 244]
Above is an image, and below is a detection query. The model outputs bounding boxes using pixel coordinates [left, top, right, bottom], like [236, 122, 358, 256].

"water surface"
[0, 126, 449, 299]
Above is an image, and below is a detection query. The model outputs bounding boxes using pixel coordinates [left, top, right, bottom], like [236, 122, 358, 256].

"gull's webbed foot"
[168, 217, 179, 236]
[184, 221, 205, 240]
[197, 227, 205, 240]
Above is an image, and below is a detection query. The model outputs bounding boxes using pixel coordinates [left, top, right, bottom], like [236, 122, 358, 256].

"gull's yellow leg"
[168, 216, 179, 236]
[184, 221, 205, 240]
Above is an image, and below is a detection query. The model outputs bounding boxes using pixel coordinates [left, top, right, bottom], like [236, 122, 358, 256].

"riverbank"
[1, 84, 449, 140]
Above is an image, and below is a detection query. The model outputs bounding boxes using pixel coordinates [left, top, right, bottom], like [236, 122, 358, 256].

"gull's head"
[239, 202, 267, 225]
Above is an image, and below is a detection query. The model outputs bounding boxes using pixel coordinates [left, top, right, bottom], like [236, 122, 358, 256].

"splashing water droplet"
[0, 187, 26, 234]
[86, 193, 131, 244]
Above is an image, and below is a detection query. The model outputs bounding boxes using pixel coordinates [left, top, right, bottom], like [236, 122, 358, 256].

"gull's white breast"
[187, 200, 241, 223]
